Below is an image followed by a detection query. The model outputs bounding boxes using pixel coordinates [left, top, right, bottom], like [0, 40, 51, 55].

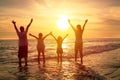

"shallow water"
[0, 38, 120, 80]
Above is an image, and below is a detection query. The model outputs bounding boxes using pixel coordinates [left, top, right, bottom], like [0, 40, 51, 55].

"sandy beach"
[0, 47, 120, 80]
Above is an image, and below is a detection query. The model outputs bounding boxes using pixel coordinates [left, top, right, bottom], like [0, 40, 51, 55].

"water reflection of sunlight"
[62, 61, 70, 72]
[62, 61, 70, 65]
[62, 43, 67, 49]
[62, 39, 68, 49]
[62, 39, 71, 55]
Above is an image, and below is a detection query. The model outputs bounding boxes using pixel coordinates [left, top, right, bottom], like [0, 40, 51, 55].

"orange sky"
[0, 0, 120, 39]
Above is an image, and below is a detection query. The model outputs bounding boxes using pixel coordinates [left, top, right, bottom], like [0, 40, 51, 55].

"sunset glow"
[57, 15, 69, 30]
[0, 0, 120, 39]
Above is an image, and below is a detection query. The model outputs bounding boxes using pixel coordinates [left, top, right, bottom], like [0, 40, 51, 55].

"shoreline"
[0, 48, 120, 80]
[83, 48, 120, 80]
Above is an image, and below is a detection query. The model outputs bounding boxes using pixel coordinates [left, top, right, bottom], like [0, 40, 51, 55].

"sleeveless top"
[75, 30, 83, 44]
[37, 38, 45, 49]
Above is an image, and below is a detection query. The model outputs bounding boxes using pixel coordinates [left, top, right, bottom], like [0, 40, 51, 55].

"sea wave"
[0, 38, 120, 58]
[84, 43, 120, 56]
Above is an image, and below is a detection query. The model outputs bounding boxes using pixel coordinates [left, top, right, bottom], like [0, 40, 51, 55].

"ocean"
[0, 38, 120, 60]
[0, 38, 120, 80]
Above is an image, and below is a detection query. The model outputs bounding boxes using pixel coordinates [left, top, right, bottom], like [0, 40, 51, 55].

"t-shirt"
[17, 32, 28, 46]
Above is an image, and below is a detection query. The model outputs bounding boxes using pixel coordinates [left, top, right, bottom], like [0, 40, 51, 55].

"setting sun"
[57, 15, 69, 30]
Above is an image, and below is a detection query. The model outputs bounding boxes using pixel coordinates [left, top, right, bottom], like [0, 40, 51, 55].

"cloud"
[34, 0, 56, 7]
[103, 0, 120, 7]
[73, 0, 120, 7]
[0, 0, 120, 38]
[1, 0, 120, 10]
[0, 0, 36, 10]
[0, 0, 40, 20]
[97, 6, 120, 26]
[103, 18, 120, 25]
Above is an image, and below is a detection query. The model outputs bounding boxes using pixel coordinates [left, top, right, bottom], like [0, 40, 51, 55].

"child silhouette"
[51, 33, 68, 63]
[29, 32, 51, 64]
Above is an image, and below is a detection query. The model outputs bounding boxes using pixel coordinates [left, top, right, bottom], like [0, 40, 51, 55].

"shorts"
[75, 42, 83, 50]
[37, 46, 45, 52]
[56, 48, 63, 53]
[18, 46, 28, 58]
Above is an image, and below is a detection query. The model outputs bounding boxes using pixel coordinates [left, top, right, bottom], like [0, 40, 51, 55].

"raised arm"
[26, 18, 33, 33]
[51, 33, 57, 41]
[29, 33, 38, 39]
[43, 32, 51, 40]
[82, 19, 88, 32]
[63, 34, 68, 41]
[12, 20, 19, 34]
[68, 19, 76, 32]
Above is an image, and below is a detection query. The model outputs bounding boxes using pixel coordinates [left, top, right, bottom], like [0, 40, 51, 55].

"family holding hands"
[12, 18, 88, 67]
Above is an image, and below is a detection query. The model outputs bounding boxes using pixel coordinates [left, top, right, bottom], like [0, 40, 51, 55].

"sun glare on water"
[57, 15, 69, 30]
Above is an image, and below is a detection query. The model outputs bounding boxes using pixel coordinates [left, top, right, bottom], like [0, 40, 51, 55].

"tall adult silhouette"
[68, 19, 88, 64]
[12, 18, 33, 67]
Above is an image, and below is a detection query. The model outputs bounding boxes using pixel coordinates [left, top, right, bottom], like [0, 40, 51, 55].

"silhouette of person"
[68, 19, 88, 64]
[51, 33, 68, 63]
[29, 32, 51, 64]
[12, 18, 33, 67]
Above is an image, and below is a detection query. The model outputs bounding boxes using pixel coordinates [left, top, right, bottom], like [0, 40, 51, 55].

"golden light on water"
[62, 43, 67, 49]
[62, 39, 69, 49]
[57, 15, 69, 30]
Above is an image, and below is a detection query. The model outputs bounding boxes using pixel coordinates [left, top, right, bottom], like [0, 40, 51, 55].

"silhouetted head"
[76, 24, 81, 30]
[39, 33, 43, 38]
[57, 36, 62, 42]
[20, 26, 24, 32]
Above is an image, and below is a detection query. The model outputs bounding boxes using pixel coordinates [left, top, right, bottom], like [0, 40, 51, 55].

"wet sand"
[84, 48, 120, 80]
[0, 48, 120, 80]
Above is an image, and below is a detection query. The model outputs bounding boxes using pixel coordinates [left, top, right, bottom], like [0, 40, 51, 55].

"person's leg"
[38, 51, 40, 64]
[57, 53, 60, 63]
[18, 47, 22, 67]
[42, 51, 45, 64]
[18, 57, 22, 67]
[79, 43, 83, 64]
[23, 46, 28, 66]
[79, 50, 83, 64]
[60, 53, 62, 62]
[75, 44, 78, 62]
[24, 57, 28, 66]
[75, 49, 78, 62]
